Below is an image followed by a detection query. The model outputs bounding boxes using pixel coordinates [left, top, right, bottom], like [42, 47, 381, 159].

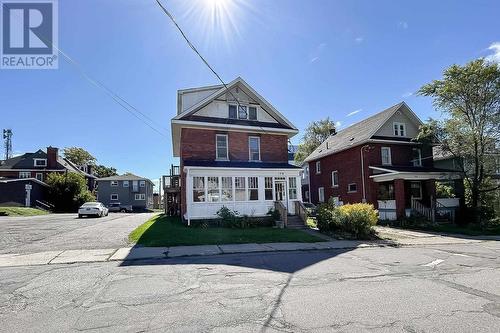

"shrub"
[316, 203, 334, 231]
[266, 208, 281, 221]
[216, 206, 240, 228]
[46, 172, 95, 212]
[317, 203, 378, 239]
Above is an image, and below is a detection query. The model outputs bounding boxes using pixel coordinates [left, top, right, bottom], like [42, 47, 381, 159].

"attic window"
[238, 105, 248, 119]
[393, 122, 406, 137]
[34, 158, 47, 167]
[248, 106, 257, 120]
[228, 105, 237, 119]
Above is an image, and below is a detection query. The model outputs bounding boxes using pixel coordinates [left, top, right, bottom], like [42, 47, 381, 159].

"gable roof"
[304, 102, 422, 163]
[98, 173, 154, 184]
[173, 77, 297, 130]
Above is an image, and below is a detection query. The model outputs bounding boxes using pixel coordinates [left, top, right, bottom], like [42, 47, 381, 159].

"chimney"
[47, 146, 58, 168]
[329, 128, 336, 135]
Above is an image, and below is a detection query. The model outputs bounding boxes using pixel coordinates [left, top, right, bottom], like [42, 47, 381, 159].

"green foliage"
[317, 203, 378, 239]
[63, 147, 96, 166]
[417, 59, 500, 214]
[94, 164, 118, 178]
[436, 182, 455, 198]
[46, 172, 95, 212]
[294, 118, 337, 164]
[266, 208, 281, 221]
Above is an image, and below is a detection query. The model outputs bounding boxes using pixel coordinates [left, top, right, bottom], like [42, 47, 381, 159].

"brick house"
[304, 102, 462, 220]
[171, 77, 302, 223]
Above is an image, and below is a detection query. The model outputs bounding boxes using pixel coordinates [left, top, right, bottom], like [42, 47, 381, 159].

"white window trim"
[110, 194, 119, 200]
[111, 181, 118, 187]
[216, 134, 229, 161]
[331, 170, 339, 187]
[35, 173, 43, 181]
[248, 105, 258, 121]
[135, 193, 145, 200]
[140, 180, 145, 187]
[123, 181, 129, 187]
[318, 187, 325, 203]
[412, 148, 422, 167]
[348, 183, 357, 193]
[228, 104, 237, 119]
[19, 171, 31, 178]
[316, 161, 321, 174]
[393, 122, 406, 137]
[33, 158, 47, 167]
[381, 147, 392, 165]
[238, 105, 248, 120]
[248, 136, 261, 161]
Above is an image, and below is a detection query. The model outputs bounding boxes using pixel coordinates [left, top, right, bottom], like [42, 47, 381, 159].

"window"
[111, 194, 119, 200]
[140, 180, 145, 187]
[289, 177, 297, 200]
[248, 106, 257, 120]
[132, 180, 138, 191]
[412, 148, 422, 167]
[348, 183, 357, 193]
[316, 161, 321, 174]
[36, 173, 43, 181]
[248, 177, 259, 200]
[410, 182, 422, 199]
[228, 105, 237, 119]
[207, 176, 220, 202]
[249, 136, 260, 161]
[265, 177, 273, 200]
[34, 158, 47, 167]
[318, 187, 325, 203]
[123, 181, 129, 187]
[216, 134, 228, 160]
[381, 147, 392, 165]
[221, 177, 233, 201]
[305, 190, 310, 200]
[235, 177, 246, 201]
[193, 176, 205, 202]
[238, 105, 248, 119]
[393, 122, 406, 137]
[19, 171, 31, 178]
[135, 193, 145, 200]
[378, 183, 395, 200]
[111, 180, 118, 187]
[331, 171, 339, 187]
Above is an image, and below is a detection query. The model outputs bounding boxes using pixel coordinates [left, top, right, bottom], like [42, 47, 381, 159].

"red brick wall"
[308, 142, 434, 206]
[180, 128, 288, 162]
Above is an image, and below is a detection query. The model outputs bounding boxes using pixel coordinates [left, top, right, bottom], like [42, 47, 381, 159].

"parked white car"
[78, 202, 109, 218]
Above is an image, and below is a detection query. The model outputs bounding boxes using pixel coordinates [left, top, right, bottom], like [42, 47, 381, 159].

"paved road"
[0, 213, 155, 254]
[0, 241, 499, 332]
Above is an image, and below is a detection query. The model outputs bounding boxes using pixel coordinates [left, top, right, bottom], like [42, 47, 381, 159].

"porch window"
[221, 177, 233, 201]
[19, 171, 31, 178]
[216, 134, 228, 160]
[235, 177, 246, 201]
[249, 106, 257, 120]
[316, 161, 321, 174]
[410, 181, 422, 199]
[249, 136, 260, 161]
[318, 187, 325, 203]
[228, 105, 237, 119]
[393, 122, 406, 137]
[193, 176, 205, 202]
[412, 148, 422, 167]
[378, 183, 395, 200]
[348, 183, 357, 193]
[331, 170, 338, 187]
[264, 177, 273, 200]
[248, 177, 259, 200]
[381, 147, 392, 165]
[289, 177, 297, 199]
[207, 177, 220, 202]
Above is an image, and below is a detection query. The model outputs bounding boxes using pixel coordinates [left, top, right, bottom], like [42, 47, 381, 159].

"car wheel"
[120, 209, 126, 213]
[78, 214, 83, 218]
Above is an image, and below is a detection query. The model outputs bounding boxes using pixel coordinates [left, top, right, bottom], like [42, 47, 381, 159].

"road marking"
[452, 253, 471, 257]
[422, 259, 444, 267]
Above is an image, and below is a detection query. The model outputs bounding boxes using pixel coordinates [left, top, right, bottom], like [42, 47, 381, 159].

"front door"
[274, 181, 286, 202]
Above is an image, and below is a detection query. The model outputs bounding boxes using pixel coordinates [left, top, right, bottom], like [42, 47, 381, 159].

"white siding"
[374, 110, 420, 138]
[193, 100, 279, 123]
[180, 88, 220, 113]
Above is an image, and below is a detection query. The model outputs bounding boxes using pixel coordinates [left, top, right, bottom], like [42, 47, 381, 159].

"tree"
[46, 172, 95, 212]
[418, 59, 500, 215]
[294, 118, 337, 164]
[63, 147, 96, 166]
[94, 165, 118, 178]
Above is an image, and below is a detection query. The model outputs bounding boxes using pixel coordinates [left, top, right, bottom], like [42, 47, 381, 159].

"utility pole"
[2, 129, 13, 160]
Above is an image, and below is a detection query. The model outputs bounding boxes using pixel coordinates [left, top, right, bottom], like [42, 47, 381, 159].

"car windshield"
[81, 202, 99, 207]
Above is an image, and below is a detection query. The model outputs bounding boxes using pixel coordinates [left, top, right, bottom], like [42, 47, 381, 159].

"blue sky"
[1, 0, 499, 185]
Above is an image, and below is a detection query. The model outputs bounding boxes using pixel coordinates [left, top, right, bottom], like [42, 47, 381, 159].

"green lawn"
[0, 207, 49, 216]
[129, 214, 325, 247]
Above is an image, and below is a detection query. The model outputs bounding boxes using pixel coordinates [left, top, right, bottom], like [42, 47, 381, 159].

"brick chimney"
[47, 146, 58, 168]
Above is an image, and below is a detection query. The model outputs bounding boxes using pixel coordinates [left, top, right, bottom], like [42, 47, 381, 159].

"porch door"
[274, 181, 286, 202]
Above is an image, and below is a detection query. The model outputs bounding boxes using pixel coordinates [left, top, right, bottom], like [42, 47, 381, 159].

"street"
[1, 240, 499, 332]
[0, 213, 155, 254]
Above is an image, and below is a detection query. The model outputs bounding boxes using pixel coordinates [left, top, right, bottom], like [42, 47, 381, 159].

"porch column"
[394, 179, 405, 219]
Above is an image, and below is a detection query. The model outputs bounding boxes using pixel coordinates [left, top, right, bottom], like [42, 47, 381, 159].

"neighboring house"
[304, 102, 462, 220]
[0, 178, 48, 207]
[171, 77, 302, 223]
[96, 174, 154, 210]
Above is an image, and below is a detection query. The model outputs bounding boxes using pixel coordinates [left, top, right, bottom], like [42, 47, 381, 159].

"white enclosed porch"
[185, 165, 302, 223]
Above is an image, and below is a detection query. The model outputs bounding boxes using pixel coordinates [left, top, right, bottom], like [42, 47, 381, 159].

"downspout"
[186, 167, 190, 226]
[360, 145, 370, 203]
[307, 163, 312, 203]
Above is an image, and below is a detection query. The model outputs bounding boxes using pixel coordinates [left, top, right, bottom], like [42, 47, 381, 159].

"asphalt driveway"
[0, 213, 155, 254]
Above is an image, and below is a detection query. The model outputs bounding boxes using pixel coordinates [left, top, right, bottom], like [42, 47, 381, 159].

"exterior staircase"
[286, 215, 306, 229]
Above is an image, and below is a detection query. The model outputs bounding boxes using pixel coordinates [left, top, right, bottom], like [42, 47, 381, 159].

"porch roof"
[369, 165, 461, 182]
[183, 160, 301, 169]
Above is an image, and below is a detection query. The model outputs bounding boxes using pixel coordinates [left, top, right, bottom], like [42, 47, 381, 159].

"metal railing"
[411, 198, 435, 223]
[435, 200, 456, 223]
[274, 201, 288, 227]
[35, 200, 54, 211]
[294, 201, 308, 226]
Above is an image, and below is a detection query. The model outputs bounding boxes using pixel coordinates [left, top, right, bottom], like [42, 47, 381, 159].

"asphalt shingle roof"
[183, 160, 301, 169]
[98, 174, 153, 182]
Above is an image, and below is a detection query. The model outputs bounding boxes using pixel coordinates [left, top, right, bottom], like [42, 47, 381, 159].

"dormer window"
[34, 158, 47, 167]
[393, 122, 406, 137]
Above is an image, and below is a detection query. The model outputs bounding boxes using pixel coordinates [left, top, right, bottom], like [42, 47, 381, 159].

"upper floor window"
[249, 136, 260, 161]
[216, 134, 228, 160]
[381, 147, 392, 165]
[228, 105, 237, 119]
[34, 158, 47, 167]
[140, 180, 145, 187]
[123, 181, 129, 187]
[393, 122, 406, 137]
[238, 105, 248, 119]
[111, 180, 118, 187]
[229, 104, 258, 120]
[36, 173, 43, 181]
[19, 171, 31, 179]
[316, 161, 321, 174]
[331, 170, 339, 187]
[412, 148, 422, 167]
[248, 106, 257, 120]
